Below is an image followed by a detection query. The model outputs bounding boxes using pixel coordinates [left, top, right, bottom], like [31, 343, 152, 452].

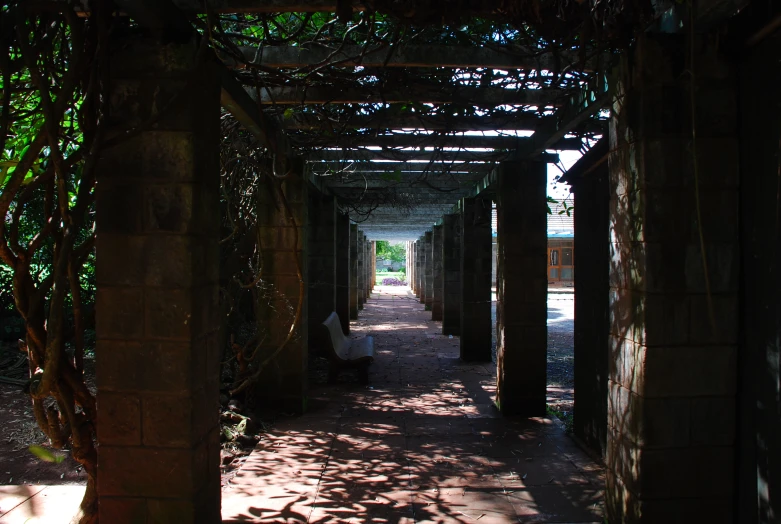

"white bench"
[321, 312, 374, 384]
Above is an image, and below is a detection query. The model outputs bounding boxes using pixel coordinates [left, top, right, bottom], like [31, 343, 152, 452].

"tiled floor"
[0, 485, 85, 523]
[222, 286, 605, 523]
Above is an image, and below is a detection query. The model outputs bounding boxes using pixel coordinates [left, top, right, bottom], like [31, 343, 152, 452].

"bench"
[321, 312, 374, 384]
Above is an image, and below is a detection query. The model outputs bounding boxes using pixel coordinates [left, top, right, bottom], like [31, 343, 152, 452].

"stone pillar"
[738, 32, 781, 524]
[95, 33, 221, 521]
[495, 161, 548, 416]
[424, 231, 434, 310]
[606, 34, 739, 522]
[349, 224, 358, 320]
[442, 214, 462, 335]
[417, 238, 425, 302]
[365, 239, 372, 299]
[571, 160, 609, 457]
[255, 164, 308, 414]
[336, 213, 351, 334]
[432, 224, 444, 321]
[357, 232, 364, 310]
[407, 242, 418, 294]
[307, 193, 336, 351]
[460, 197, 493, 361]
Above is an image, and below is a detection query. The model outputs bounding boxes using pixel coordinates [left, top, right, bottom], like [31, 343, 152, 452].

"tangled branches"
[0, 2, 112, 521]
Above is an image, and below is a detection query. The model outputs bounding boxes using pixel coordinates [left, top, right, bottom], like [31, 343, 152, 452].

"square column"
[95, 33, 221, 521]
[606, 34, 739, 522]
[336, 213, 351, 334]
[442, 214, 462, 335]
[571, 159, 610, 457]
[460, 197, 493, 361]
[432, 225, 444, 321]
[349, 224, 359, 320]
[424, 231, 434, 310]
[372, 241, 377, 288]
[417, 237, 425, 304]
[495, 161, 548, 416]
[357, 232, 365, 309]
[407, 242, 418, 295]
[307, 193, 336, 351]
[256, 166, 308, 414]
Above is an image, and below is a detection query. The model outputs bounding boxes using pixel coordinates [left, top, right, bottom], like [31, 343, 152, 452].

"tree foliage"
[375, 240, 406, 263]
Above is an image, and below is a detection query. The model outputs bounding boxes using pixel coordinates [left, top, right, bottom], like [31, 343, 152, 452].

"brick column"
[365, 239, 372, 300]
[95, 33, 221, 521]
[424, 231, 433, 310]
[417, 238, 425, 303]
[349, 224, 358, 320]
[307, 193, 336, 350]
[442, 214, 462, 335]
[336, 213, 351, 335]
[357, 232, 365, 309]
[371, 241, 376, 289]
[571, 160, 609, 457]
[411, 242, 416, 294]
[460, 197, 493, 361]
[495, 161, 548, 416]
[606, 34, 738, 522]
[432, 224, 444, 321]
[256, 165, 308, 414]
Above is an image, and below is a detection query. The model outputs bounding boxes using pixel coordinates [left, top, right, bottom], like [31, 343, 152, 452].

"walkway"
[222, 286, 604, 523]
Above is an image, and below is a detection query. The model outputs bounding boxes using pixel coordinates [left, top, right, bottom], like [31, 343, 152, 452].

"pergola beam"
[229, 45, 607, 73]
[284, 112, 605, 133]
[249, 85, 564, 107]
[294, 134, 583, 150]
[306, 150, 559, 162]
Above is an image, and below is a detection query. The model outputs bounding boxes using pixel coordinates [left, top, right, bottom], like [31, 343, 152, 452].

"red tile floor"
[222, 286, 605, 523]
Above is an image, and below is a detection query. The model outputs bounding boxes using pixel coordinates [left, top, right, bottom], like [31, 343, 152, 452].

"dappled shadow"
[222, 285, 604, 523]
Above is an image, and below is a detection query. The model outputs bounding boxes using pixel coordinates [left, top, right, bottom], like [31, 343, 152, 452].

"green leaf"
[29, 445, 65, 463]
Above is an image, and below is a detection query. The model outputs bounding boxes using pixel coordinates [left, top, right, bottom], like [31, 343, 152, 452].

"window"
[550, 250, 559, 266]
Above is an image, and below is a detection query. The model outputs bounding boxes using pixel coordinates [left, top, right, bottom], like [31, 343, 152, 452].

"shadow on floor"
[222, 286, 604, 523]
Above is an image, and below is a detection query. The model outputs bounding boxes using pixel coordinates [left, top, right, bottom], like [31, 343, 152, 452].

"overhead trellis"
[193, 2, 632, 237]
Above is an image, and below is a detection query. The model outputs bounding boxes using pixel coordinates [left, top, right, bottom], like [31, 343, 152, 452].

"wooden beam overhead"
[284, 112, 606, 133]
[307, 162, 494, 174]
[229, 45, 607, 72]
[249, 85, 564, 107]
[306, 149, 515, 162]
[293, 133, 583, 151]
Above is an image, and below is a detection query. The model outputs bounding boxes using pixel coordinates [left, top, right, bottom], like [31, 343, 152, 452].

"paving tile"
[411, 488, 518, 524]
[0, 485, 45, 517]
[219, 286, 604, 524]
[0, 485, 86, 524]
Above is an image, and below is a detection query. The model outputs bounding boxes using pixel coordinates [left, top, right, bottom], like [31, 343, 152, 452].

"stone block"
[98, 445, 207, 498]
[96, 182, 145, 234]
[96, 340, 198, 394]
[145, 288, 194, 340]
[97, 392, 141, 446]
[96, 287, 145, 339]
[683, 242, 738, 294]
[98, 497, 147, 524]
[143, 183, 194, 234]
[688, 294, 738, 345]
[97, 131, 196, 181]
[643, 345, 736, 397]
[690, 397, 735, 446]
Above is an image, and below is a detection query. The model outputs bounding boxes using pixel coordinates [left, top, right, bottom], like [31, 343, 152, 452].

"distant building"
[492, 202, 574, 286]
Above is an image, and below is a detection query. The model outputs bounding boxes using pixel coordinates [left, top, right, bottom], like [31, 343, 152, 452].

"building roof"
[491, 203, 574, 238]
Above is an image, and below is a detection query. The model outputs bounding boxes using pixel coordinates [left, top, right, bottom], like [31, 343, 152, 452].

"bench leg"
[328, 361, 340, 384]
[358, 365, 370, 385]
